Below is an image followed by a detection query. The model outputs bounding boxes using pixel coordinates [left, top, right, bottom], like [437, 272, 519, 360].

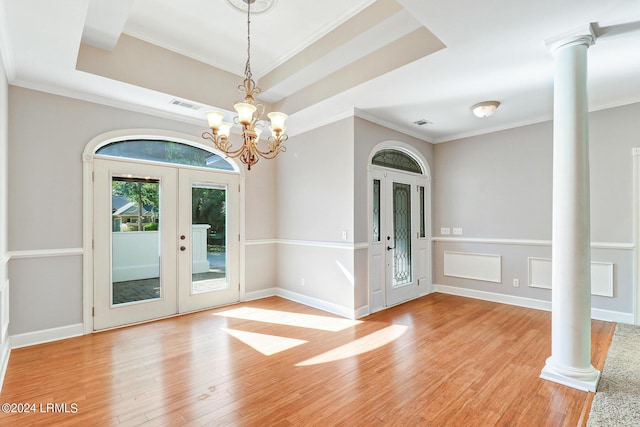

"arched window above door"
[371, 149, 423, 174]
[96, 139, 235, 171]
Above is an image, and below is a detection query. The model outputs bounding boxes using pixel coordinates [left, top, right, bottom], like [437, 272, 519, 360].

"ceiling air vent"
[170, 99, 203, 111]
[413, 119, 432, 126]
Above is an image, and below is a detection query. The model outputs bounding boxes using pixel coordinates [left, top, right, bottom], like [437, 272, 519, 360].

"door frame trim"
[632, 147, 640, 325]
[82, 129, 245, 333]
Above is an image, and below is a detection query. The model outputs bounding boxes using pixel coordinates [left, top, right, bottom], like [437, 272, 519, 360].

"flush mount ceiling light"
[203, 0, 287, 170]
[471, 101, 500, 118]
[226, 0, 277, 14]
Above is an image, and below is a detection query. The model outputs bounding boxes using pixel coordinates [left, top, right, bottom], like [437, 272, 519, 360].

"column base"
[540, 357, 600, 392]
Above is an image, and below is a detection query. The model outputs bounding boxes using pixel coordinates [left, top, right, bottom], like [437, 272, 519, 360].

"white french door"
[370, 168, 429, 309]
[178, 168, 239, 313]
[93, 158, 239, 330]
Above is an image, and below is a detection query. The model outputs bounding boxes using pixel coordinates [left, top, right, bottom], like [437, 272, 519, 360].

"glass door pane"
[392, 182, 412, 287]
[373, 179, 381, 242]
[191, 184, 228, 294]
[111, 177, 161, 304]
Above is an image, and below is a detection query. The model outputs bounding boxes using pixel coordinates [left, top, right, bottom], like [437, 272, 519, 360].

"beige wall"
[271, 115, 435, 313]
[434, 122, 553, 240]
[7, 80, 637, 335]
[245, 157, 278, 293]
[7, 87, 277, 334]
[433, 102, 640, 315]
[277, 118, 355, 242]
[275, 118, 355, 309]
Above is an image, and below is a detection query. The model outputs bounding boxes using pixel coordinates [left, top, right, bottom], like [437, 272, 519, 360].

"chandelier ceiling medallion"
[203, 0, 287, 170]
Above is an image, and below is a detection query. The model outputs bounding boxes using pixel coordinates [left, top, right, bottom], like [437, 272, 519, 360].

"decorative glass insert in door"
[191, 184, 228, 294]
[392, 182, 412, 287]
[419, 186, 426, 238]
[373, 179, 381, 242]
[372, 149, 422, 174]
[111, 177, 161, 305]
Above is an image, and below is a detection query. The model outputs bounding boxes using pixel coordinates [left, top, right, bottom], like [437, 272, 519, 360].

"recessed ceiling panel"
[123, 0, 375, 77]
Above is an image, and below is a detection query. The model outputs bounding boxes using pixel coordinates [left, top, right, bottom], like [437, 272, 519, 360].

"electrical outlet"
[341, 230, 348, 241]
[301, 278, 305, 287]
[441, 227, 451, 235]
[453, 227, 463, 235]
[513, 279, 519, 287]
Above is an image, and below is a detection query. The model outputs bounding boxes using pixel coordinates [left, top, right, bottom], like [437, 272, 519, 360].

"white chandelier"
[202, 0, 287, 170]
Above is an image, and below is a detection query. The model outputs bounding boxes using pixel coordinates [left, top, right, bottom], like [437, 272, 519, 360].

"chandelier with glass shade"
[202, 0, 287, 170]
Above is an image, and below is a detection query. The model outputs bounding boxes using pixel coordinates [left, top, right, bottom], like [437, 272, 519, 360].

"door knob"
[387, 246, 395, 251]
[180, 246, 186, 251]
[180, 235, 186, 240]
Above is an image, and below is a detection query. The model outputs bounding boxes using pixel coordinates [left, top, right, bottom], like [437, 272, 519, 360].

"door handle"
[387, 246, 395, 251]
[180, 246, 186, 251]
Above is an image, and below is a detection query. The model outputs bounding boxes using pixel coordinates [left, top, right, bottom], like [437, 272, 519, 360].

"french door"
[93, 158, 239, 330]
[370, 168, 429, 309]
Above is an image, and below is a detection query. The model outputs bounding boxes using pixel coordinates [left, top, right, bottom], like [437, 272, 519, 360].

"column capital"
[545, 23, 596, 53]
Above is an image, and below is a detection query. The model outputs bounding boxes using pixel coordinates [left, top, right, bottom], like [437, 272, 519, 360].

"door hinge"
[92, 239, 94, 249]
[238, 283, 240, 291]
[92, 307, 95, 317]
[92, 171, 95, 182]
[238, 184, 241, 192]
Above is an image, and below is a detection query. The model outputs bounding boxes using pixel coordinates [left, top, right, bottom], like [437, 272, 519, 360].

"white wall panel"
[444, 251, 501, 283]
[528, 257, 614, 297]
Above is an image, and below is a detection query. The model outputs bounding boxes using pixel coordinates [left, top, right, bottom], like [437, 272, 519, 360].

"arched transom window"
[371, 149, 423, 174]
[96, 139, 235, 171]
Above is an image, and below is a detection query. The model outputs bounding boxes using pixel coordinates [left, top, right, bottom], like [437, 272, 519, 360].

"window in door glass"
[419, 185, 426, 238]
[97, 139, 235, 171]
[190, 184, 228, 294]
[111, 176, 161, 305]
[393, 182, 412, 286]
[373, 179, 381, 242]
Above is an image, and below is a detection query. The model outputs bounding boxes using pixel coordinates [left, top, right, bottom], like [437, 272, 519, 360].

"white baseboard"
[591, 307, 634, 324]
[354, 305, 370, 319]
[420, 288, 435, 297]
[433, 284, 634, 323]
[434, 284, 551, 311]
[242, 288, 358, 319]
[10, 323, 84, 349]
[276, 288, 356, 319]
[242, 287, 277, 301]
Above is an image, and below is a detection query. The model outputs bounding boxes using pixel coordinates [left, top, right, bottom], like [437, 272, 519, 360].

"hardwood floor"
[0, 294, 615, 426]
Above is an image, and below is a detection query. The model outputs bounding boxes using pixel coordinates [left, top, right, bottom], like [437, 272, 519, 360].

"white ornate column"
[540, 24, 600, 392]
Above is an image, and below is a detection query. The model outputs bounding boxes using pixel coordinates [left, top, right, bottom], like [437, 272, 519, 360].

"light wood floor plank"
[0, 293, 614, 426]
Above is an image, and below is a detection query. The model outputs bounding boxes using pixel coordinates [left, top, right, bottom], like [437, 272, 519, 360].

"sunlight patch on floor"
[215, 307, 362, 331]
[221, 328, 308, 356]
[296, 324, 408, 366]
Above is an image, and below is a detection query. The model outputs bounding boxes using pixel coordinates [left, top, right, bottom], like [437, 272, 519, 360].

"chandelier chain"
[244, 1, 252, 81]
